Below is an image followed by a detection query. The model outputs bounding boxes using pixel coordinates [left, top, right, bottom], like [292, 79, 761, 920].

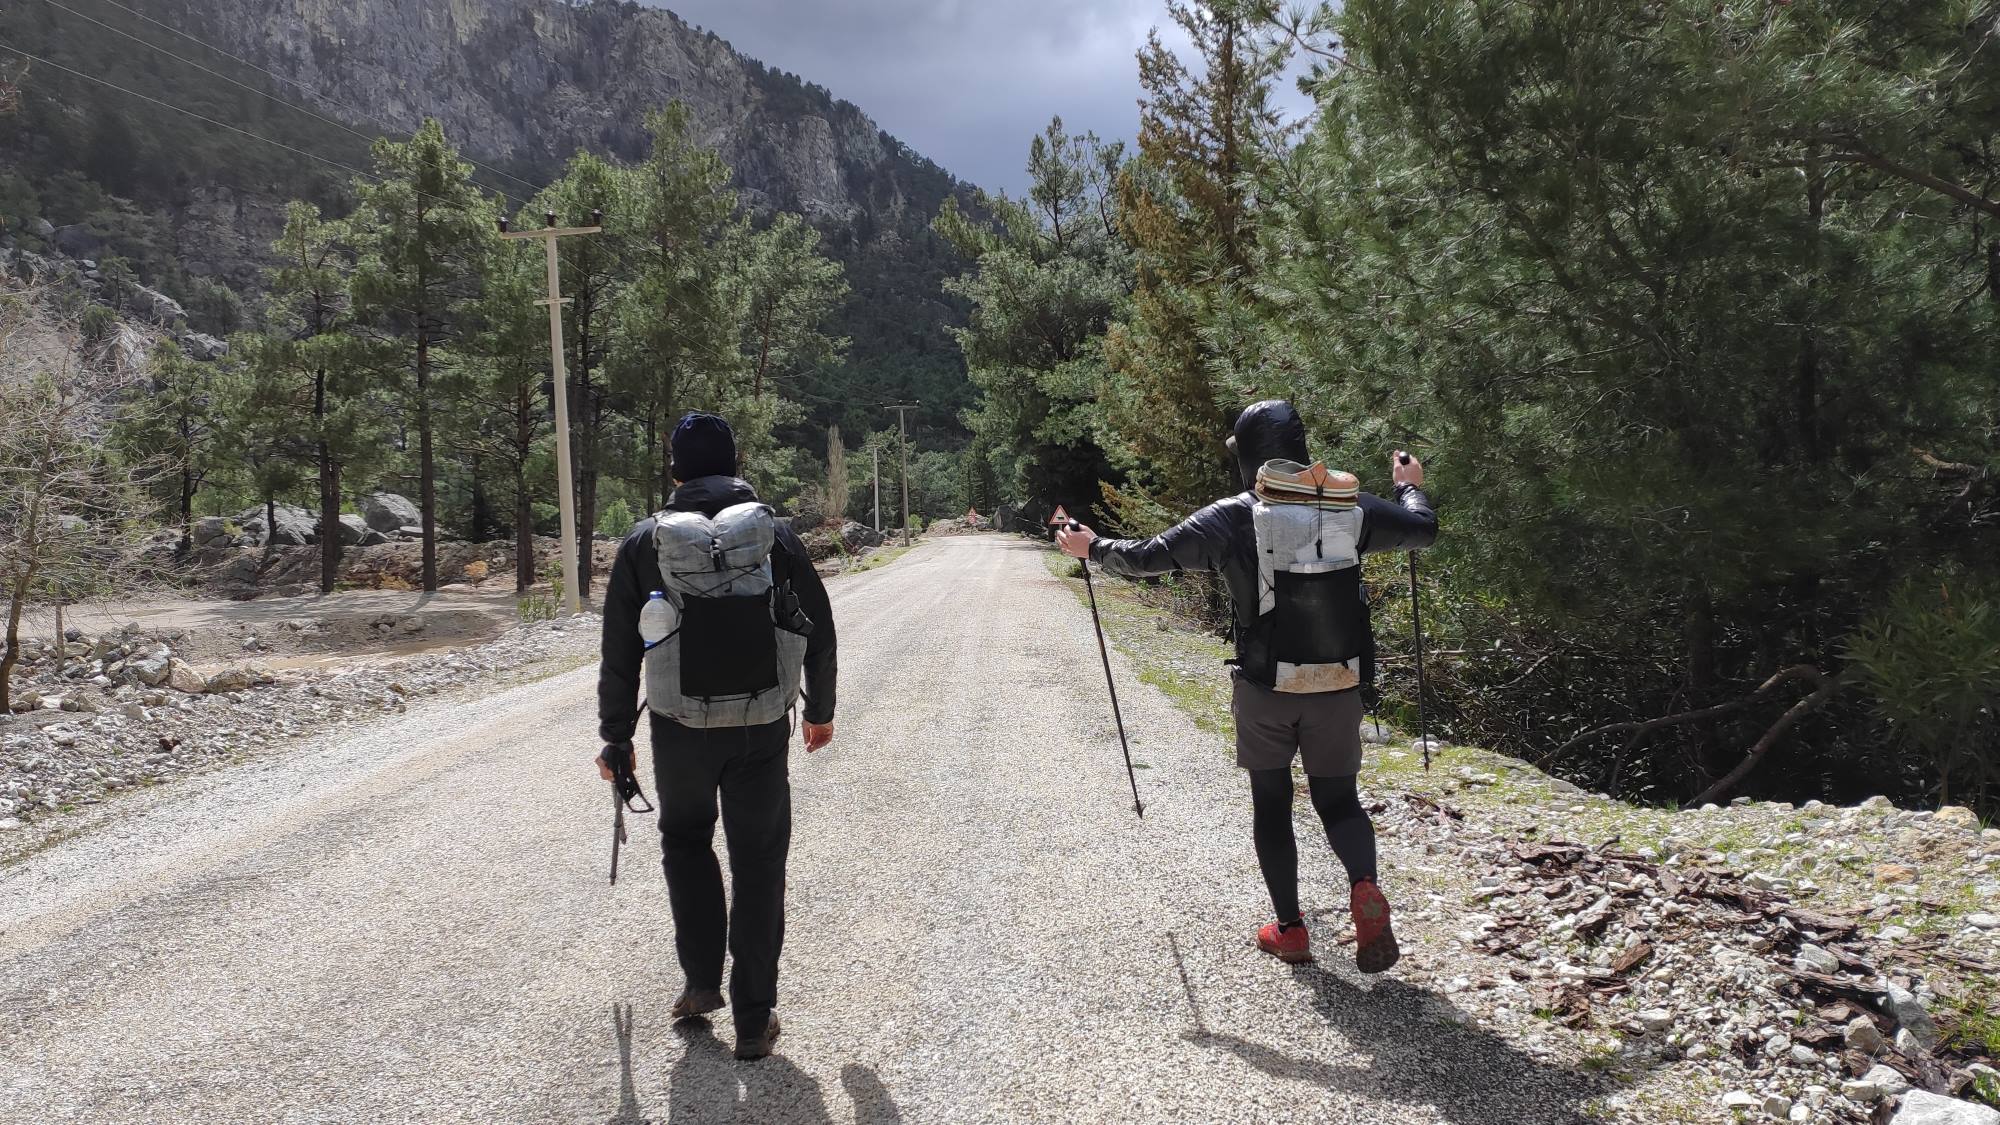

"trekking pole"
[1398, 454, 1431, 772]
[1070, 521, 1144, 818]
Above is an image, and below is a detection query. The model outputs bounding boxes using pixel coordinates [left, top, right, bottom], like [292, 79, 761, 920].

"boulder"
[1891, 1091, 2000, 1125]
[179, 332, 228, 361]
[205, 668, 253, 693]
[52, 223, 105, 259]
[165, 660, 206, 694]
[361, 492, 422, 533]
[787, 512, 825, 533]
[237, 505, 317, 547]
[357, 528, 390, 548]
[192, 515, 231, 549]
[837, 521, 885, 552]
[1935, 806, 1982, 831]
[127, 285, 186, 325]
[129, 655, 172, 687]
[27, 217, 55, 241]
[336, 513, 371, 546]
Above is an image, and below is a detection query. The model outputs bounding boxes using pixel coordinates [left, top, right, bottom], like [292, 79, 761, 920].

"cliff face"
[146, 0, 939, 219]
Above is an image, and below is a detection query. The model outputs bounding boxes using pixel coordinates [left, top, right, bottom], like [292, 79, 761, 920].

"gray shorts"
[1231, 675, 1364, 776]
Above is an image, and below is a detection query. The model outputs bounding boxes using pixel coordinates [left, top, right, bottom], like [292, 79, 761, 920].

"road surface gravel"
[0, 536, 1596, 1124]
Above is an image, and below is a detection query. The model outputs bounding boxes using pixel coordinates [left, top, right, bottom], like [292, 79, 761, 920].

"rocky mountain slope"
[0, 0, 976, 433]
[115, 0, 950, 221]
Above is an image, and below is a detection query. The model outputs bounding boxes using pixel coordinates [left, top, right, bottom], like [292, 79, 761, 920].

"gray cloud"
[652, 0, 1183, 194]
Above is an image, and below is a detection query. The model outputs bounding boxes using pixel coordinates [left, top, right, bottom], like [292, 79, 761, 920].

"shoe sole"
[1353, 890, 1401, 974]
[1257, 936, 1314, 964]
[671, 992, 726, 1021]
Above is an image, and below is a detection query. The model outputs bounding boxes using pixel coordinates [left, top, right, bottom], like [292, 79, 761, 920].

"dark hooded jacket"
[597, 475, 837, 743]
[1087, 400, 1436, 689]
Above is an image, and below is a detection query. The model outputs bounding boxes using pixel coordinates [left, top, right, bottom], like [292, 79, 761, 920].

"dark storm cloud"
[652, 0, 1184, 194]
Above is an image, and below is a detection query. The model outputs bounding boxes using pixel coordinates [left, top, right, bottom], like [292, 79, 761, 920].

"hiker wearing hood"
[1057, 400, 1436, 973]
[596, 412, 838, 1061]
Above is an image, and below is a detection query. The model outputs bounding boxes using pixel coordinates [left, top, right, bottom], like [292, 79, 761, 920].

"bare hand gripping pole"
[1398, 454, 1432, 773]
[1071, 522, 1144, 818]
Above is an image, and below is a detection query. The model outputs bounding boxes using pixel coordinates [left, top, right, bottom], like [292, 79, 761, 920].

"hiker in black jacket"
[1057, 400, 1436, 973]
[596, 412, 837, 1061]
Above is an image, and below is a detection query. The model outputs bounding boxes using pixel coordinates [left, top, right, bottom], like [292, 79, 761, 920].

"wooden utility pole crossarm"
[500, 213, 602, 617]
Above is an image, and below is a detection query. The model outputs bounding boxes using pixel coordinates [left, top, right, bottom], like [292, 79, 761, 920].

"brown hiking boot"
[734, 1013, 782, 1061]
[670, 988, 725, 1021]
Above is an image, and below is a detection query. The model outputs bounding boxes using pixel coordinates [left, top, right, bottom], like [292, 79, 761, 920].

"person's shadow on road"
[1170, 933, 1638, 1125]
[603, 1003, 903, 1125]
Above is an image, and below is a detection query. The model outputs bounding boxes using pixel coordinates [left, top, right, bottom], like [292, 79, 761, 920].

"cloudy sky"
[649, 0, 1251, 196]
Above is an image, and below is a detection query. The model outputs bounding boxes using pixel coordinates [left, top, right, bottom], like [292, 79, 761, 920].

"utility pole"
[872, 445, 881, 532]
[500, 208, 601, 617]
[888, 403, 918, 546]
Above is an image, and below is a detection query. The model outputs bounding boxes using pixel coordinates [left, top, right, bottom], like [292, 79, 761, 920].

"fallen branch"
[1690, 669, 1847, 806]
[1539, 665, 1823, 769]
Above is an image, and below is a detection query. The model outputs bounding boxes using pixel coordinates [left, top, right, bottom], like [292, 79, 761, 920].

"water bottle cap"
[647, 590, 666, 599]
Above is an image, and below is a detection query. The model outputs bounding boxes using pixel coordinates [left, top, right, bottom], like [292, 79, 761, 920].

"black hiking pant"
[650, 712, 792, 1039]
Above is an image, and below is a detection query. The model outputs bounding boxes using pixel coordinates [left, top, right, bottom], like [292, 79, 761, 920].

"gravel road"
[0, 536, 1597, 1124]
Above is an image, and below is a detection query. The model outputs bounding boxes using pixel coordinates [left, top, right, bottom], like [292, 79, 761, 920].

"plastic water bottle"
[639, 590, 675, 649]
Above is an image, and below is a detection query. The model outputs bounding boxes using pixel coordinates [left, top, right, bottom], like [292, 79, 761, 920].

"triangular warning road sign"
[1048, 505, 1070, 525]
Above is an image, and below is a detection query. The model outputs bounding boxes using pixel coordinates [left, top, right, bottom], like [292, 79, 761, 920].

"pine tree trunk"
[417, 335, 437, 593]
[178, 465, 194, 559]
[468, 455, 489, 545]
[318, 440, 341, 594]
[515, 382, 534, 593]
[657, 379, 677, 506]
[0, 567, 32, 715]
[643, 409, 658, 515]
[265, 494, 277, 558]
[1686, 587, 1719, 777]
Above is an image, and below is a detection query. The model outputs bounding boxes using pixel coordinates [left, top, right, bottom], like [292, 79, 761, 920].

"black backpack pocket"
[678, 594, 780, 699]
[1271, 567, 1366, 666]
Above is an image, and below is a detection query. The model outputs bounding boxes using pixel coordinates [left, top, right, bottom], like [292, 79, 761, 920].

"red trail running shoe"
[1256, 919, 1312, 964]
[1352, 878, 1400, 974]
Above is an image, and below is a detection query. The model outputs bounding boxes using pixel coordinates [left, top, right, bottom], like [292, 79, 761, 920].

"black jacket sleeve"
[596, 521, 655, 745]
[1356, 484, 1438, 555]
[1087, 498, 1237, 578]
[776, 525, 838, 725]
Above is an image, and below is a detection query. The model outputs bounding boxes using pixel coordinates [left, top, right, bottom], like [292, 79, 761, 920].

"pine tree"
[936, 118, 1130, 523]
[739, 213, 849, 401]
[456, 204, 554, 592]
[617, 103, 743, 509]
[349, 119, 492, 593]
[1103, 0, 1291, 525]
[235, 202, 372, 592]
[111, 344, 223, 558]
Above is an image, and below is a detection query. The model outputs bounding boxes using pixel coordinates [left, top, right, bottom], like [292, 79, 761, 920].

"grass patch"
[849, 544, 916, 574]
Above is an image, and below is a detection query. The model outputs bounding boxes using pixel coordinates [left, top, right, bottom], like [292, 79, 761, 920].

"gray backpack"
[643, 502, 812, 728]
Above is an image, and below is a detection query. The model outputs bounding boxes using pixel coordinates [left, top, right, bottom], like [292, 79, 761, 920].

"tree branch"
[1690, 670, 1847, 807]
[1826, 149, 2000, 220]
[1539, 665, 1824, 769]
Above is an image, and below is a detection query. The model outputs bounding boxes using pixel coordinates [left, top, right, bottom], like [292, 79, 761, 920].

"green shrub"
[1847, 572, 2000, 809]
[79, 303, 117, 343]
[596, 497, 636, 539]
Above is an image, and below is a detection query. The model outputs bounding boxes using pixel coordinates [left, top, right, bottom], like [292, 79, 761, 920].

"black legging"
[1249, 769, 1378, 926]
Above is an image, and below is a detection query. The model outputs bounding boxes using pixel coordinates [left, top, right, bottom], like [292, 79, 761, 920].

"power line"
[32, 0, 380, 150]
[0, 39, 526, 215]
[0, 40, 392, 190]
[34, 0, 548, 198]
